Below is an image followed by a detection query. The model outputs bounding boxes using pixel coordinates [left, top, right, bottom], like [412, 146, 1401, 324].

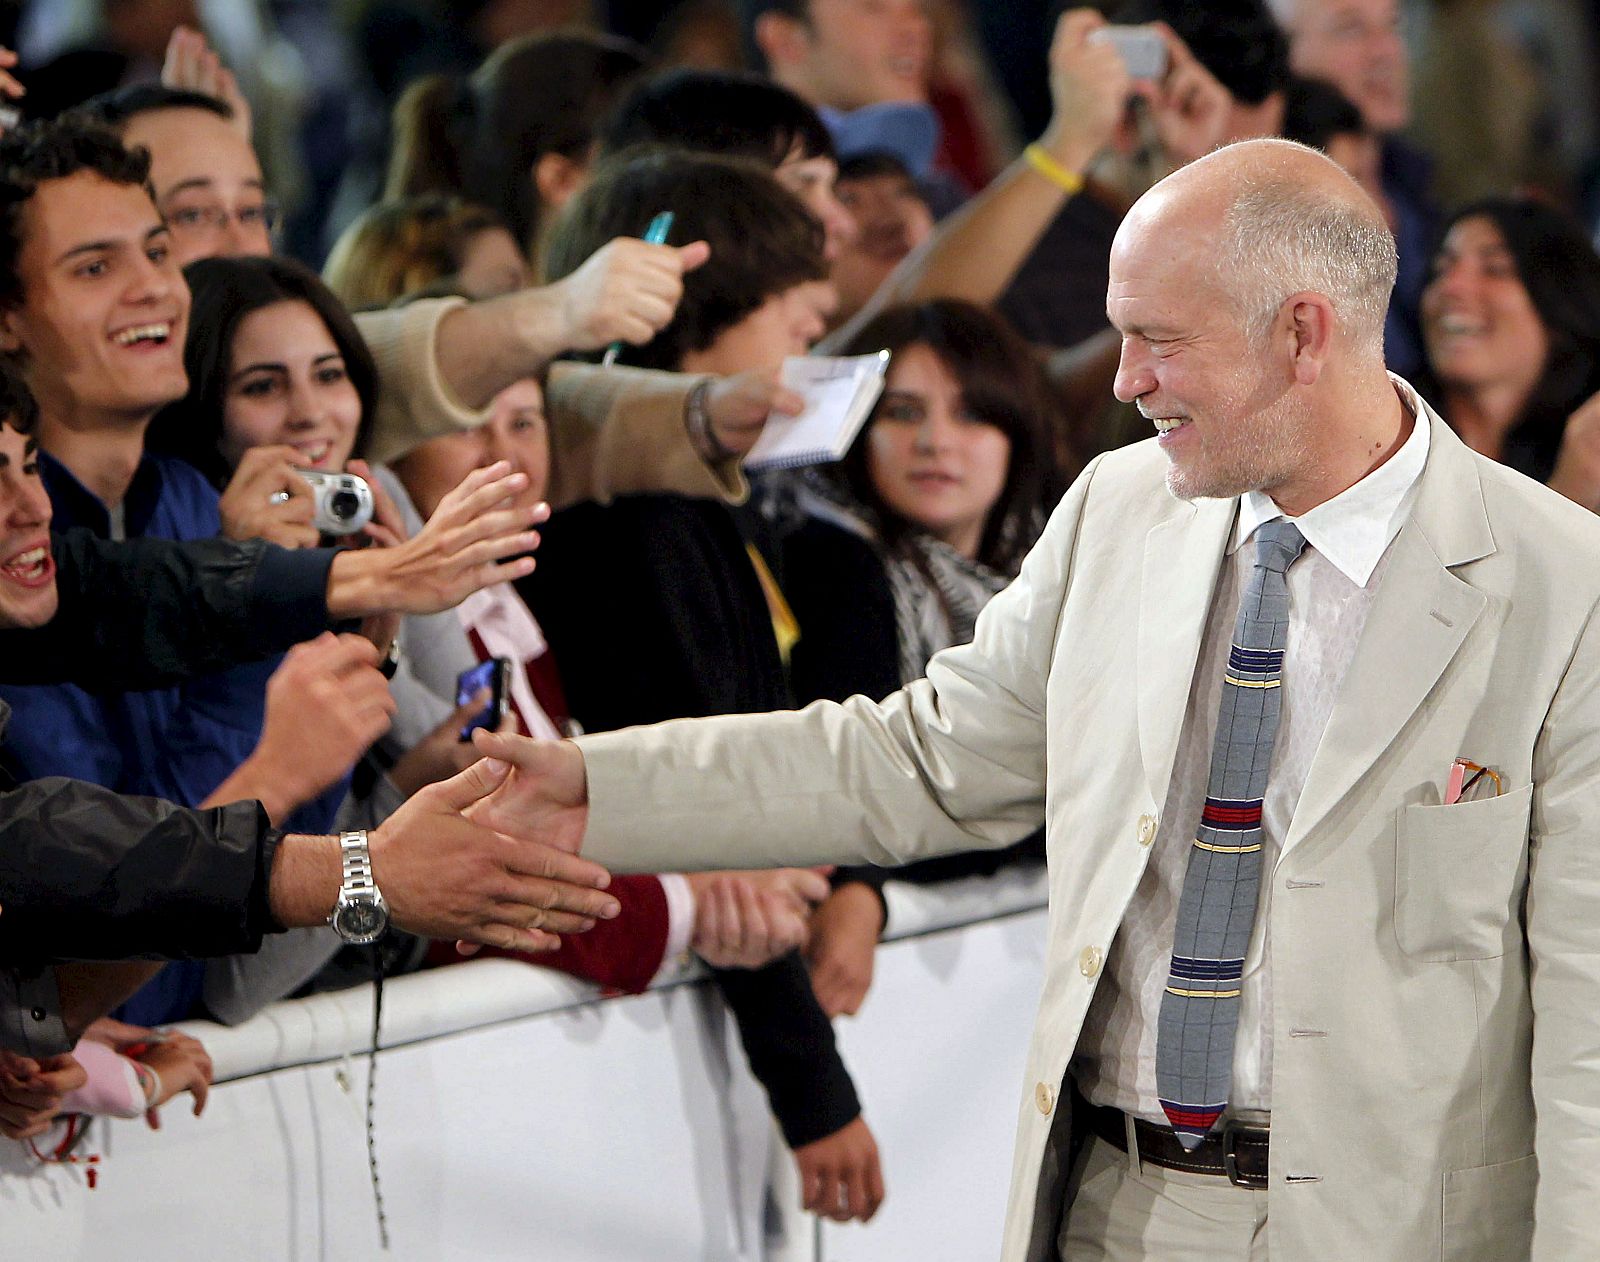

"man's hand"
[162, 26, 252, 138]
[698, 366, 806, 461]
[1550, 390, 1600, 512]
[686, 868, 831, 970]
[0, 1050, 85, 1141]
[0, 46, 24, 133]
[1037, 10, 1131, 175]
[1143, 24, 1232, 166]
[793, 1116, 886, 1223]
[463, 730, 592, 858]
[219, 446, 320, 549]
[805, 882, 886, 1017]
[325, 462, 548, 619]
[370, 755, 617, 952]
[549, 236, 712, 353]
[212, 632, 394, 821]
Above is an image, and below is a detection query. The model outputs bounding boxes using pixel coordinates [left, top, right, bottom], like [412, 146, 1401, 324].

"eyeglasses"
[165, 199, 282, 237]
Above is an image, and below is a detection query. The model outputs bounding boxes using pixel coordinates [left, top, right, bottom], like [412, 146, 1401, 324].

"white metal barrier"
[0, 868, 1049, 1261]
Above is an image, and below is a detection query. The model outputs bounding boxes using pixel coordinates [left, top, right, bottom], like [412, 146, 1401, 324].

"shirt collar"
[39, 448, 166, 540]
[1232, 374, 1430, 587]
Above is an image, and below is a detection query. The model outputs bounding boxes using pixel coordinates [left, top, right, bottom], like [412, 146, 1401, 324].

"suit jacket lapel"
[1136, 495, 1236, 810]
[1279, 411, 1495, 863]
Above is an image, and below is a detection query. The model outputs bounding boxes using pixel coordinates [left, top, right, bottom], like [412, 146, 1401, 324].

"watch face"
[335, 898, 387, 942]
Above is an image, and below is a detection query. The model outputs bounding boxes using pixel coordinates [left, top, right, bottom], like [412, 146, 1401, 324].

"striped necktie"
[1156, 517, 1307, 1149]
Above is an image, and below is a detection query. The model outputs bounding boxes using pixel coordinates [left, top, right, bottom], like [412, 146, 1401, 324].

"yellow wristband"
[1024, 143, 1085, 196]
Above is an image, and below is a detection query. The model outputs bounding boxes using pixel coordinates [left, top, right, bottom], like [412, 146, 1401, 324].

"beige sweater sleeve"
[543, 362, 746, 508]
[356, 302, 745, 508]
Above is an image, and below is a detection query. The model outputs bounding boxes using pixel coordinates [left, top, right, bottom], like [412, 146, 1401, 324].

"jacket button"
[1137, 814, 1157, 846]
[1079, 946, 1103, 978]
[1035, 1081, 1055, 1115]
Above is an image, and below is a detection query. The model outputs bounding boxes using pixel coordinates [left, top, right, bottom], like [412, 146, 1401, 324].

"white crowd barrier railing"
[1, 866, 1049, 1261]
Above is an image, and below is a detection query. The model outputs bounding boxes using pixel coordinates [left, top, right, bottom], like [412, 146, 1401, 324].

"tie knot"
[1252, 519, 1307, 575]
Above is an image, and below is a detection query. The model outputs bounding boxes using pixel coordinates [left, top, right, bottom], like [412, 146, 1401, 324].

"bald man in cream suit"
[470, 139, 1600, 1262]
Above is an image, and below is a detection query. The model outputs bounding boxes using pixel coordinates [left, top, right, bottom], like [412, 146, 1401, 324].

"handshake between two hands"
[369, 729, 831, 969]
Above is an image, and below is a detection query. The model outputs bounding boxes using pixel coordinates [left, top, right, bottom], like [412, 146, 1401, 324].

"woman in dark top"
[783, 298, 1062, 1019]
[1417, 196, 1600, 508]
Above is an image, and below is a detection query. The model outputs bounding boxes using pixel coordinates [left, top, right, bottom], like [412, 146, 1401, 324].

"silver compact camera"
[297, 468, 374, 535]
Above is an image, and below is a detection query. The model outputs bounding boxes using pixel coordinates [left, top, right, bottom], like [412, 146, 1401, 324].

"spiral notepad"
[742, 351, 890, 471]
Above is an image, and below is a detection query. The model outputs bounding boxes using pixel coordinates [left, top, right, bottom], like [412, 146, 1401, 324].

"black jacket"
[521, 495, 862, 1149]
[0, 529, 339, 965]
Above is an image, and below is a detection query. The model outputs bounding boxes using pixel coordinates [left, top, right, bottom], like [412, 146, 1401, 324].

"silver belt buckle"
[1220, 1116, 1269, 1189]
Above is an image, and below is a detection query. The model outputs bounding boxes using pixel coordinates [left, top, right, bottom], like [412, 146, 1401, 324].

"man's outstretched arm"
[468, 455, 1107, 876]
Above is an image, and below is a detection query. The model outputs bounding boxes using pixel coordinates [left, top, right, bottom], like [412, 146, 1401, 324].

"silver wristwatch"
[329, 830, 389, 944]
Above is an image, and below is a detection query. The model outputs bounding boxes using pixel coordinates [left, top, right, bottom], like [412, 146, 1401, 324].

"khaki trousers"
[1058, 1131, 1270, 1261]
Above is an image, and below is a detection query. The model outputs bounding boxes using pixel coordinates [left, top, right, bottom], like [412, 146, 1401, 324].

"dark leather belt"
[1084, 1101, 1270, 1189]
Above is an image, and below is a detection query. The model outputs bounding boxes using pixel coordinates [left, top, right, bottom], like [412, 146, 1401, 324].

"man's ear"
[754, 11, 809, 73]
[1282, 292, 1335, 387]
[532, 152, 588, 215]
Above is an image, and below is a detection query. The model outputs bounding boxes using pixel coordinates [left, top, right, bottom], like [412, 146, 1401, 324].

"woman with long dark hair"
[1418, 196, 1600, 509]
[783, 298, 1060, 1019]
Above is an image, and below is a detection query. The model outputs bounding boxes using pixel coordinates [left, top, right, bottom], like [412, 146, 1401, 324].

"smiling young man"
[0, 396, 620, 1084]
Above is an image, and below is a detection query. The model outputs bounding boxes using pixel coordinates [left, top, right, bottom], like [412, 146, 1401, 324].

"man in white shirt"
[464, 138, 1600, 1261]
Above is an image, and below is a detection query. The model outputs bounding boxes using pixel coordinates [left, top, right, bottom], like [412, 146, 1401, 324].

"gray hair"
[1213, 164, 1398, 358]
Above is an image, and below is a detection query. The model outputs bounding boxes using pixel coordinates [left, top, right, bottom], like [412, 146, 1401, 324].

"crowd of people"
[1, 0, 1599, 1242]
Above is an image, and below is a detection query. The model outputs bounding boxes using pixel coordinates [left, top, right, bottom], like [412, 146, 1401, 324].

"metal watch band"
[339, 830, 378, 896]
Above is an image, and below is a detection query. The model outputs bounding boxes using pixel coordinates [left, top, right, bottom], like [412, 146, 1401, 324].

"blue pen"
[601, 211, 675, 367]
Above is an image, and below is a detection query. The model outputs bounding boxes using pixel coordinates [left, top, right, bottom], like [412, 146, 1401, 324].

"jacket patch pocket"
[1442, 1152, 1535, 1260]
[1395, 784, 1532, 962]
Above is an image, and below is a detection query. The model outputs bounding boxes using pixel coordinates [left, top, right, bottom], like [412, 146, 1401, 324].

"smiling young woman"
[1417, 197, 1600, 507]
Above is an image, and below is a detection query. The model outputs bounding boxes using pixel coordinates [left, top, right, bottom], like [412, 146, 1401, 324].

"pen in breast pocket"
[600, 210, 674, 368]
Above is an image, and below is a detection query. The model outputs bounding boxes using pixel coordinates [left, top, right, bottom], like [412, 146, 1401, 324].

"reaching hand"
[325, 462, 549, 619]
[238, 632, 394, 819]
[162, 26, 252, 138]
[793, 1116, 886, 1223]
[370, 754, 617, 953]
[805, 882, 885, 1017]
[463, 730, 591, 859]
[0, 1050, 86, 1141]
[219, 445, 320, 549]
[1038, 10, 1131, 173]
[552, 236, 711, 354]
[699, 365, 806, 460]
[686, 868, 831, 970]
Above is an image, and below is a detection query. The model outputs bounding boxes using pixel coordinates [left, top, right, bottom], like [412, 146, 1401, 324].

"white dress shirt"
[1073, 377, 1432, 1122]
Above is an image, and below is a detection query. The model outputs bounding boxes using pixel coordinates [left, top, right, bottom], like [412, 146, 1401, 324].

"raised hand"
[208, 631, 394, 821]
[325, 462, 549, 618]
[698, 365, 806, 460]
[162, 26, 252, 138]
[218, 445, 319, 549]
[370, 755, 618, 953]
[1038, 10, 1133, 174]
[1143, 23, 1232, 166]
[551, 236, 711, 353]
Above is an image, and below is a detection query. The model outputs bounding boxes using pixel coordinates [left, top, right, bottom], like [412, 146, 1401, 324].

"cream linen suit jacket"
[578, 398, 1600, 1262]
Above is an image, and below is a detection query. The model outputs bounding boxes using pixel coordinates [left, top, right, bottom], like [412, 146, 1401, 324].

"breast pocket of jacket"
[1394, 783, 1533, 962]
